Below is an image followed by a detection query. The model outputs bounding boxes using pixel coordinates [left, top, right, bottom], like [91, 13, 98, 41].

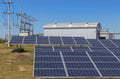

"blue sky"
[0, 0, 120, 38]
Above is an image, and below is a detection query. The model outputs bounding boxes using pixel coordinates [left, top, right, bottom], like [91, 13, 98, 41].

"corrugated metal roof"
[44, 22, 101, 29]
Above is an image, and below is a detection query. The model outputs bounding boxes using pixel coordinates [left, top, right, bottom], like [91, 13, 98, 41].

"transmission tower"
[29, 17, 37, 35]
[3, 0, 14, 47]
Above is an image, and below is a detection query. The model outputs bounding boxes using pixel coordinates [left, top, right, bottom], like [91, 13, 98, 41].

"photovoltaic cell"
[49, 37, 62, 44]
[10, 36, 23, 44]
[34, 69, 66, 76]
[68, 69, 99, 76]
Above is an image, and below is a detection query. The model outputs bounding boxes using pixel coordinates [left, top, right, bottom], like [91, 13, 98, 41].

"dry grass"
[0, 44, 39, 79]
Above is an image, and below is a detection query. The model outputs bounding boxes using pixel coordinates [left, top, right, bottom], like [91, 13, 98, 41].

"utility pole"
[3, 0, 13, 47]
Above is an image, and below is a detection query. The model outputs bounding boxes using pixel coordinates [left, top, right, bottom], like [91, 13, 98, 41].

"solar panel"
[111, 39, 120, 47]
[10, 36, 89, 45]
[62, 37, 75, 44]
[88, 52, 113, 57]
[74, 37, 88, 44]
[34, 46, 120, 77]
[35, 62, 64, 68]
[49, 37, 62, 44]
[34, 69, 66, 76]
[66, 62, 94, 68]
[91, 48, 109, 52]
[95, 62, 120, 69]
[68, 69, 99, 76]
[10, 36, 23, 44]
[23, 36, 36, 44]
[72, 47, 90, 52]
[35, 46, 53, 52]
[37, 36, 49, 44]
[100, 69, 120, 76]
[87, 39, 104, 48]
[100, 39, 117, 48]
[54, 46, 72, 52]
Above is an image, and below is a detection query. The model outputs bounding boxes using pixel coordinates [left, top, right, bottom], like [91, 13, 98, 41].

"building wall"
[44, 28, 97, 39]
[100, 33, 114, 39]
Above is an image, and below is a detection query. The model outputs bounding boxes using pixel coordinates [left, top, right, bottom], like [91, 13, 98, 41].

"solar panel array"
[34, 38, 120, 77]
[10, 36, 88, 45]
[10, 36, 120, 78]
[34, 45, 120, 77]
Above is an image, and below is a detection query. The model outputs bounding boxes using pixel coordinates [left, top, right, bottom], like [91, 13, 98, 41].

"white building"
[44, 22, 101, 39]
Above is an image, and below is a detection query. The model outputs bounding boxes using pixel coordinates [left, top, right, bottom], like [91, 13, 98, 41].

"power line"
[16, 6, 37, 35]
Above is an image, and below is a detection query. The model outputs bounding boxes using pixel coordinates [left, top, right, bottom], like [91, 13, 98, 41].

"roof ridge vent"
[85, 22, 88, 26]
[68, 22, 72, 27]
[53, 22, 57, 26]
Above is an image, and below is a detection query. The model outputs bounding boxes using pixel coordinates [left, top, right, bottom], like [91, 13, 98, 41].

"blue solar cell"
[111, 39, 120, 47]
[100, 39, 117, 48]
[90, 44, 104, 48]
[87, 39, 104, 48]
[35, 56, 62, 62]
[37, 36, 49, 44]
[35, 46, 53, 52]
[74, 37, 88, 44]
[54, 47, 72, 52]
[62, 37, 75, 44]
[96, 63, 120, 69]
[10, 36, 23, 44]
[100, 69, 120, 76]
[92, 57, 119, 62]
[72, 47, 90, 52]
[50, 37, 62, 44]
[66, 63, 94, 68]
[62, 51, 87, 56]
[109, 48, 120, 53]
[35, 52, 60, 57]
[34, 69, 66, 76]
[91, 48, 109, 52]
[64, 57, 90, 62]
[87, 39, 100, 43]
[35, 62, 64, 68]
[88, 52, 113, 57]
[68, 69, 99, 76]
[24, 36, 36, 44]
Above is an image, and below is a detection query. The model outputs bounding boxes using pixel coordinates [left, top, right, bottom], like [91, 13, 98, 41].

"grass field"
[0, 43, 39, 79]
